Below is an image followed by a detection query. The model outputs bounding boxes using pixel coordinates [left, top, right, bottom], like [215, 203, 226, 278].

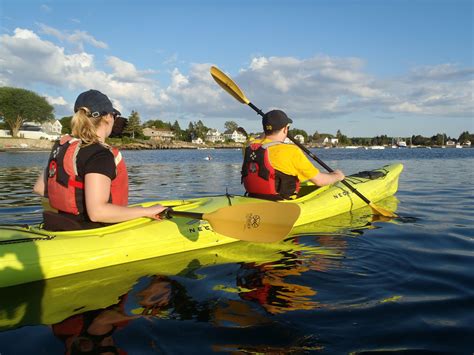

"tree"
[0, 87, 54, 137]
[194, 120, 209, 139]
[224, 120, 238, 132]
[336, 129, 351, 145]
[143, 119, 172, 130]
[171, 120, 183, 140]
[458, 131, 473, 144]
[60, 116, 72, 134]
[124, 110, 142, 139]
[311, 130, 321, 142]
[430, 133, 447, 146]
[289, 128, 308, 142]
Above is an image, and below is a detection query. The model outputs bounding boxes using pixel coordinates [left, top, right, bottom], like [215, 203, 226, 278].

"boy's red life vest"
[45, 135, 128, 216]
[241, 141, 300, 200]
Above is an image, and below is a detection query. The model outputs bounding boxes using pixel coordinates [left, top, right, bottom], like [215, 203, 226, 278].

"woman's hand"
[144, 204, 167, 220]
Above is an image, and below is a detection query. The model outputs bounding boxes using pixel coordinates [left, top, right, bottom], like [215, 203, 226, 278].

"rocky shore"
[0, 137, 244, 151]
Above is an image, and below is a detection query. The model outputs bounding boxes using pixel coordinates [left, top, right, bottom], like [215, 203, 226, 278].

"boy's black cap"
[262, 110, 293, 131]
[74, 89, 121, 118]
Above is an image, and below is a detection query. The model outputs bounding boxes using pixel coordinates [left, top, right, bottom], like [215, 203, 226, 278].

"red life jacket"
[45, 135, 128, 216]
[241, 141, 300, 200]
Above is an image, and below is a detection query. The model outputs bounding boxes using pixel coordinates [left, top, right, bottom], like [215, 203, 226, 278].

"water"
[0, 148, 473, 354]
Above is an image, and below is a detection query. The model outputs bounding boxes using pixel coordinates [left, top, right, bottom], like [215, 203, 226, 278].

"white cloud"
[40, 4, 51, 13]
[107, 56, 156, 83]
[45, 95, 67, 106]
[37, 23, 108, 51]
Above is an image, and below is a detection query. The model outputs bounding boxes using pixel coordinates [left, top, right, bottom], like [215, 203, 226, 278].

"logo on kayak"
[333, 190, 350, 199]
[245, 213, 261, 229]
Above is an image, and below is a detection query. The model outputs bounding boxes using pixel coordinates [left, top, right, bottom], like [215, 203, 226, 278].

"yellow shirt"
[248, 137, 319, 181]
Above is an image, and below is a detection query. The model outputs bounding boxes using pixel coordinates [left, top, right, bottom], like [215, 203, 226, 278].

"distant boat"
[455, 144, 463, 149]
[369, 145, 385, 150]
[344, 146, 360, 149]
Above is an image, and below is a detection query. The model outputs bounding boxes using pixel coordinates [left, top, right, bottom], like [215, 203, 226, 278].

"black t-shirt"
[75, 143, 116, 181]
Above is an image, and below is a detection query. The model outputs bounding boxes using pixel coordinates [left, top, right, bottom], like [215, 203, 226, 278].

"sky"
[0, 0, 472, 138]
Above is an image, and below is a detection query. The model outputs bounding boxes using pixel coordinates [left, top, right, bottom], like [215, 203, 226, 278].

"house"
[462, 140, 471, 147]
[314, 136, 338, 147]
[143, 127, 175, 142]
[293, 134, 305, 144]
[17, 120, 62, 140]
[42, 120, 62, 135]
[314, 137, 329, 146]
[446, 140, 456, 147]
[223, 129, 247, 143]
[192, 137, 204, 144]
[205, 129, 224, 143]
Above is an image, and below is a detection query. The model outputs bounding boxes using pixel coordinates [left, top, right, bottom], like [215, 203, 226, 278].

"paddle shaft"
[248, 103, 372, 205]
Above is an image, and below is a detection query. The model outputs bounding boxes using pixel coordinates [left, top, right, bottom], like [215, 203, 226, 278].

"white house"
[293, 134, 305, 144]
[223, 129, 247, 143]
[14, 120, 62, 140]
[42, 120, 62, 135]
[314, 136, 338, 147]
[192, 137, 204, 144]
[205, 129, 224, 143]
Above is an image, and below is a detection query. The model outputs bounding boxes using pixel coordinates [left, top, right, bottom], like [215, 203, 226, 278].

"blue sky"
[0, 0, 472, 137]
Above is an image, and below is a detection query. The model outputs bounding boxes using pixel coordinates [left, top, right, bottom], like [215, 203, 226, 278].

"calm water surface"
[0, 148, 473, 354]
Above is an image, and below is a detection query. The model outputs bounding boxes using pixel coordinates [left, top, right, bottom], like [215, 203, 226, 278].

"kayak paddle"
[163, 202, 300, 243]
[210, 66, 397, 218]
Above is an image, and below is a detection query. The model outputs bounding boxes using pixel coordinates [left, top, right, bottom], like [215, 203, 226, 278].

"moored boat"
[0, 163, 403, 287]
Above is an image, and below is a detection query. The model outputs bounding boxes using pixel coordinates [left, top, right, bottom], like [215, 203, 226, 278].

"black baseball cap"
[262, 110, 293, 132]
[74, 89, 121, 118]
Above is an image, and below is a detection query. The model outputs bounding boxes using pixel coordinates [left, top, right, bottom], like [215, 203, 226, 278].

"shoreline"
[0, 137, 470, 152]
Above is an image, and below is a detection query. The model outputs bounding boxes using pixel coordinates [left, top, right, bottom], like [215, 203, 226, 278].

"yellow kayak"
[0, 163, 403, 288]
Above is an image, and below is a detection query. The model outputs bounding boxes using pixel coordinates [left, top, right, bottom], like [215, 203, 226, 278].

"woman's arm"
[84, 173, 166, 223]
[33, 171, 45, 196]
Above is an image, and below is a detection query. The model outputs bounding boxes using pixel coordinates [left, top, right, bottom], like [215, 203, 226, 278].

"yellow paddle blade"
[210, 66, 250, 105]
[203, 202, 300, 243]
[369, 203, 398, 218]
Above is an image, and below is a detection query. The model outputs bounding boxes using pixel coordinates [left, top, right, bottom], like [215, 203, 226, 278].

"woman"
[33, 89, 166, 230]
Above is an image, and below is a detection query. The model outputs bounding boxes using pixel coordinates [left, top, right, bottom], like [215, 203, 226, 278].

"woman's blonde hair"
[71, 107, 106, 145]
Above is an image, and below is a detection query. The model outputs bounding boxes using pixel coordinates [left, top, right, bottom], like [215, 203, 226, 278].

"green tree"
[194, 120, 209, 139]
[336, 129, 351, 145]
[430, 133, 447, 146]
[171, 120, 183, 140]
[144, 119, 172, 130]
[0, 87, 54, 137]
[124, 110, 142, 139]
[60, 116, 72, 134]
[458, 131, 473, 144]
[311, 130, 321, 142]
[289, 128, 308, 142]
[224, 120, 239, 132]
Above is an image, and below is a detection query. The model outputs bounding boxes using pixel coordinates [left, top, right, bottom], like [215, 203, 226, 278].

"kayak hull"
[0, 163, 403, 287]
